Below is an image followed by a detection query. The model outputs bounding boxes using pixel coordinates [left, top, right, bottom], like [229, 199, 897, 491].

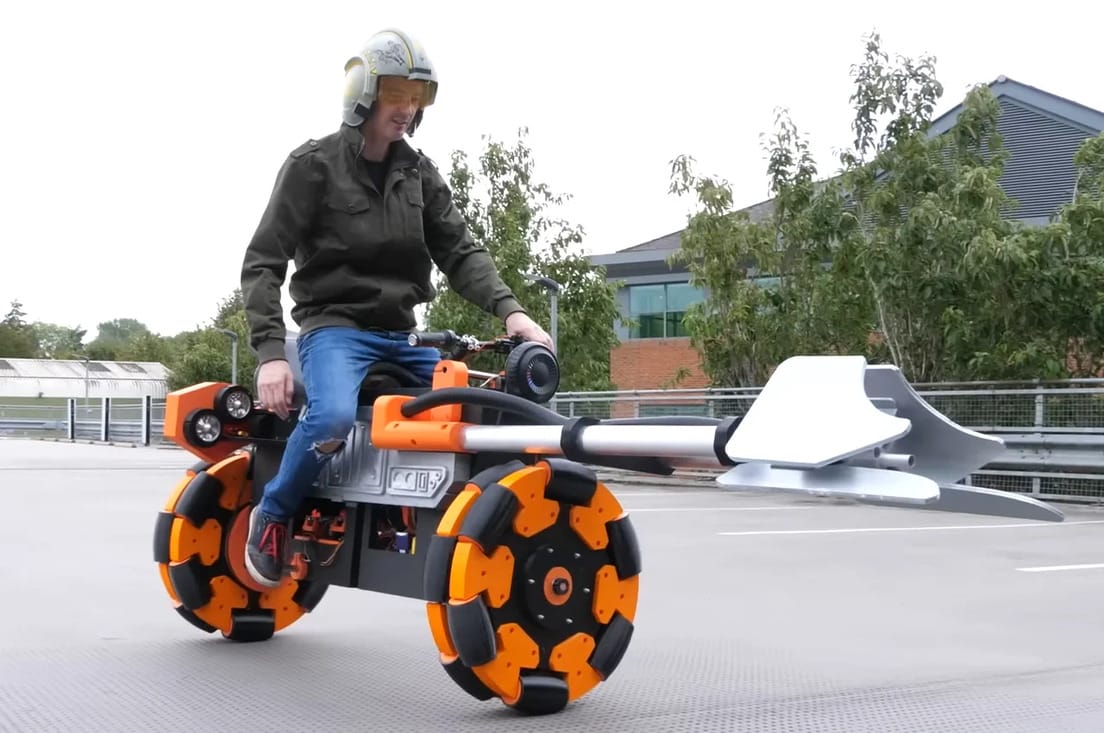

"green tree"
[0, 300, 39, 357]
[668, 31, 1104, 386]
[838, 37, 1104, 382]
[164, 290, 257, 391]
[32, 322, 87, 359]
[121, 331, 176, 364]
[423, 129, 622, 392]
[944, 132, 1104, 379]
[836, 39, 1014, 382]
[213, 289, 245, 328]
[86, 318, 152, 360]
[668, 112, 874, 387]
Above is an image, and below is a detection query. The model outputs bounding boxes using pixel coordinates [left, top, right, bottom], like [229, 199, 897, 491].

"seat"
[252, 331, 432, 410]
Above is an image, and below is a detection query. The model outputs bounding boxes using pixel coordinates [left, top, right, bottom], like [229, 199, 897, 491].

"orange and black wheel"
[423, 458, 640, 715]
[152, 449, 328, 642]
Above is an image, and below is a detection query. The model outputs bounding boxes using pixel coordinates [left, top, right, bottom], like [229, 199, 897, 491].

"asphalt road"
[2, 438, 1103, 732]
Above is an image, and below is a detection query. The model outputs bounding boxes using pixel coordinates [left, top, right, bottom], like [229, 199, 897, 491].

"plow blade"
[716, 463, 939, 504]
[717, 356, 1062, 522]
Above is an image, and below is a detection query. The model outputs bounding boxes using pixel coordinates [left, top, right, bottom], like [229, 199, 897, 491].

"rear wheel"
[423, 458, 640, 714]
[153, 449, 328, 641]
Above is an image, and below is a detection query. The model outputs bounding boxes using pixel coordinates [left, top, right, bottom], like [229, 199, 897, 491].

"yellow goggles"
[376, 77, 433, 108]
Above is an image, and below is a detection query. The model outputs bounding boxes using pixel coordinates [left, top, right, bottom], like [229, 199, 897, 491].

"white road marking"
[613, 491, 724, 497]
[717, 520, 1104, 536]
[623, 506, 815, 513]
[1015, 563, 1104, 573]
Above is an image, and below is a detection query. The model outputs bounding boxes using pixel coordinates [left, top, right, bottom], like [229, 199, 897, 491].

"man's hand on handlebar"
[257, 359, 295, 420]
[505, 312, 554, 352]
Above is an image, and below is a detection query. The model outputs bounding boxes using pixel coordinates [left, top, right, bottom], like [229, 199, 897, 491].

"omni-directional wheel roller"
[423, 458, 640, 714]
[152, 449, 328, 641]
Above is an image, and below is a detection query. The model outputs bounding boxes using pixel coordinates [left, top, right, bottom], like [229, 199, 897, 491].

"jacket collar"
[339, 123, 421, 169]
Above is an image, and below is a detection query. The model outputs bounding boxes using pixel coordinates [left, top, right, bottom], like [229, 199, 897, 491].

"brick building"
[588, 76, 1104, 392]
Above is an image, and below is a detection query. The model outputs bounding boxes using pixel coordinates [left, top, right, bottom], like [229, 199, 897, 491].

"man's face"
[368, 76, 431, 141]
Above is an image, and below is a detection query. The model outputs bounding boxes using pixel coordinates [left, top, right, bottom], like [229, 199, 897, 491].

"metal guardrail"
[3, 381, 1104, 504]
[0, 418, 153, 443]
[0, 397, 157, 445]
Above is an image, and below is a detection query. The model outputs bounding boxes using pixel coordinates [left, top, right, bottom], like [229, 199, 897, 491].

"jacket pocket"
[325, 195, 372, 216]
[319, 194, 374, 256]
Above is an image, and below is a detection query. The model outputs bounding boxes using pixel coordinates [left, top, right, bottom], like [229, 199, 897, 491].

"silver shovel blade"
[717, 462, 940, 504]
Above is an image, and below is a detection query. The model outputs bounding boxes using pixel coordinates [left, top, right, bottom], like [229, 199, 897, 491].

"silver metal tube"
[877, 452, 916, 470]
[459, 424, 721, 460]
[578, 425, 720, 457]
[846, 451, 916, 471]
[459, 425, 563, 453]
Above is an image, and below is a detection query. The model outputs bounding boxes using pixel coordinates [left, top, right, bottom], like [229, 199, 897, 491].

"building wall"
[610, 338, 709, 391]
[607, 338, 710, 416]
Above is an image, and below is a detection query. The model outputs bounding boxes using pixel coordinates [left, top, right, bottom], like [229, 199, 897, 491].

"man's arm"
[240, 149, 320, 364]
[419, 160, 526, 322]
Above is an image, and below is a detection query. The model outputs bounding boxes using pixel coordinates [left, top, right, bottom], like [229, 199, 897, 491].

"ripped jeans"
[256, 326, 440, 520]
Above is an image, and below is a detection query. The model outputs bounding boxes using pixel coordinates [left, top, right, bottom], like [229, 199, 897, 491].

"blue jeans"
[257, 326, 440, 519]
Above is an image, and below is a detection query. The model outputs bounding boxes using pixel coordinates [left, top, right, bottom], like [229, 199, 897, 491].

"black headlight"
[216, 385, 254, 422]
[504, 342, 560, 403]
[185, 409, 223, 446]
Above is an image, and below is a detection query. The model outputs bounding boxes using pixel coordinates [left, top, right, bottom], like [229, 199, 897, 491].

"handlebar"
[407, 330, 463, 349]
[407, 329, 521, 358]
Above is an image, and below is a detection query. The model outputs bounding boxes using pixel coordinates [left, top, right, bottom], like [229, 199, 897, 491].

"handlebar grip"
[408, 330, 458, 347]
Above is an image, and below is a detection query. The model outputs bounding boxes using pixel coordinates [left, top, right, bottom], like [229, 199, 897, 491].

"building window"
[751, 275, 780, 289]
[627, 282, 704, 338]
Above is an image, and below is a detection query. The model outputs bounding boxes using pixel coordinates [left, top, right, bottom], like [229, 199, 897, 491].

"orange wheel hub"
[543, 567, 572, 606]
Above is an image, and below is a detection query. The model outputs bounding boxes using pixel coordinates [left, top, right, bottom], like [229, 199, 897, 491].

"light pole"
[218, 329, 239, 385]
[524, 273, 561, 356]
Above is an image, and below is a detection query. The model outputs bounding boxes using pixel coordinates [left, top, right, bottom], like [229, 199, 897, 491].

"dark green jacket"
[241, 124, 524, 364]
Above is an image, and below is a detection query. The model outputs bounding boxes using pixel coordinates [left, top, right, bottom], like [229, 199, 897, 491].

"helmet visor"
[377, 76, 435, 108]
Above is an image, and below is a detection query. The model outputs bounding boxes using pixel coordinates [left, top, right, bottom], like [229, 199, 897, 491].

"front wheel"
[153, 448, 328, 641]
[422, 458, 640, 714]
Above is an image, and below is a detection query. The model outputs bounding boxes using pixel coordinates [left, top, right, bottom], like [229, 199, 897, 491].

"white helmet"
[342, 28, 438, 135]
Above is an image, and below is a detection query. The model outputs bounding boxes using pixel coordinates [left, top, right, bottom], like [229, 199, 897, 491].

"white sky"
[2, 0, 1102, 340]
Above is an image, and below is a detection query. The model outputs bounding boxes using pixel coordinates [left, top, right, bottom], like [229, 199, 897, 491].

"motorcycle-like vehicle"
[153, 328, 1059, 715]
